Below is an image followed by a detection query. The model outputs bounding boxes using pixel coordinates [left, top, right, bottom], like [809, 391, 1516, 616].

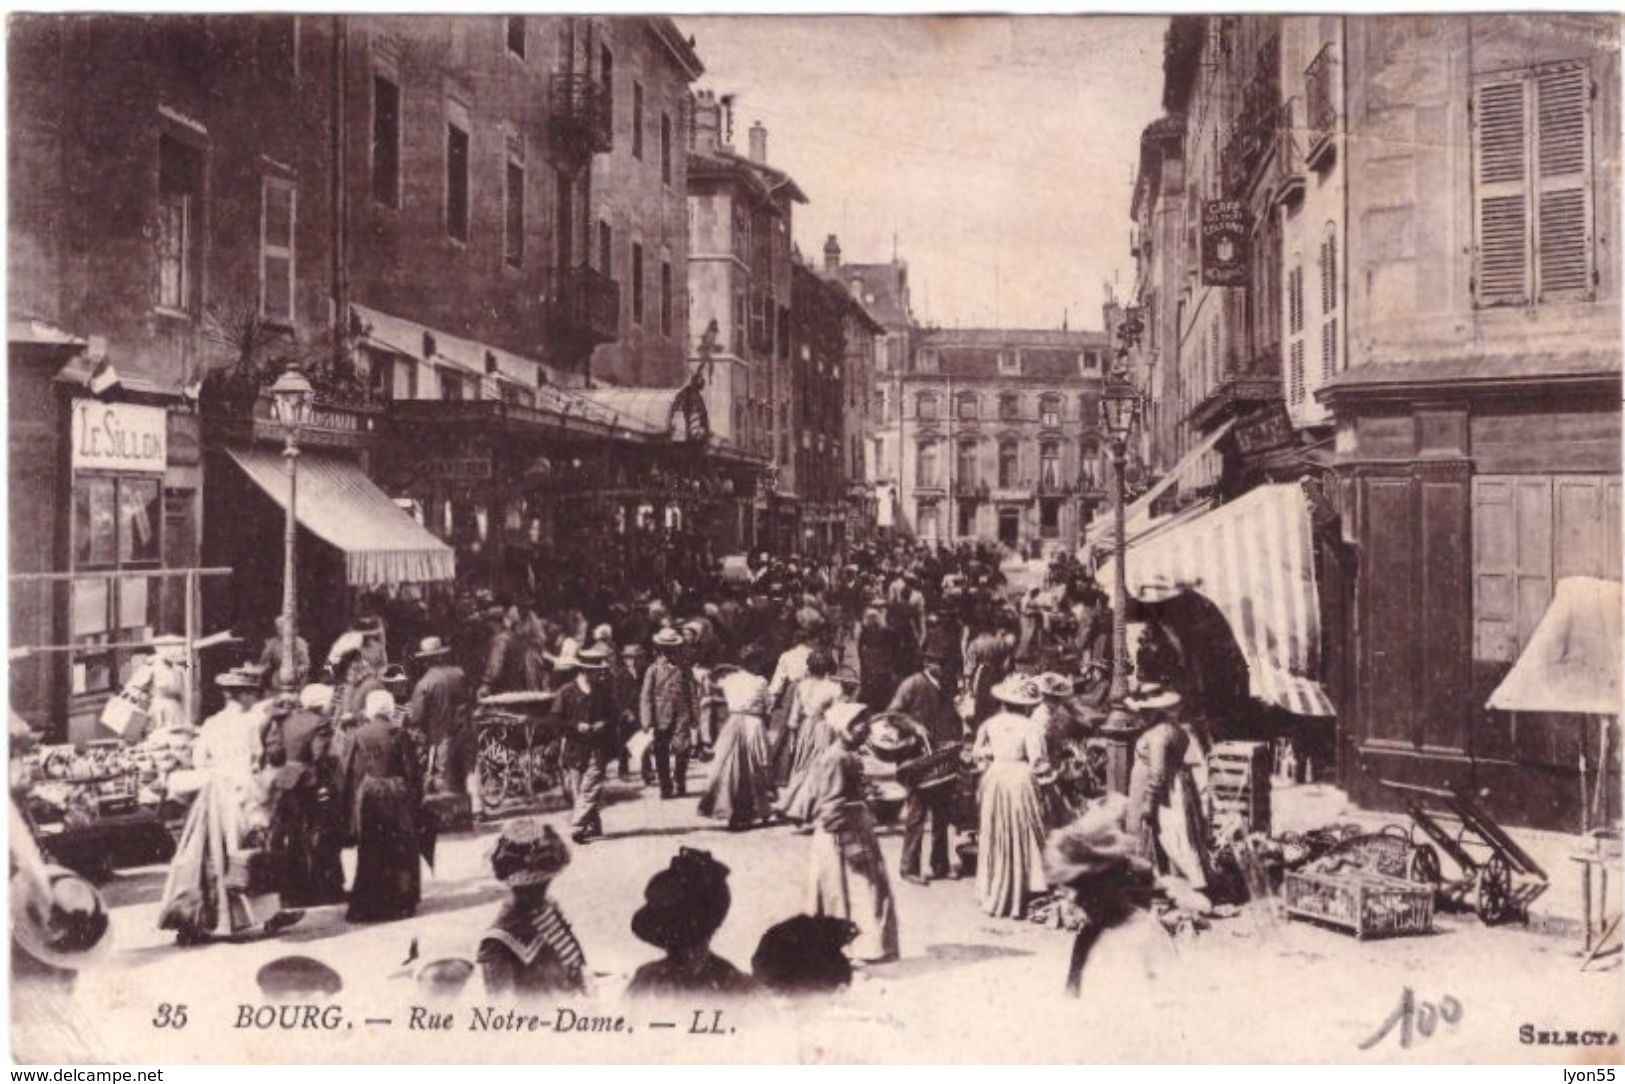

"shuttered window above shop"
[1472, 61, 1595, 308]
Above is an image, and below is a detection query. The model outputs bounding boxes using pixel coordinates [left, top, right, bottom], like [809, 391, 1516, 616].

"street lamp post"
[1097, 357, 1143, 795]
[269, 365, 315, 694]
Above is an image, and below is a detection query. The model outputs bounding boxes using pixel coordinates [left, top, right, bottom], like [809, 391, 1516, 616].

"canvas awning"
[1084, 417, 1235, 548]
[225, 447, 455, 587]
[1096, 482, 1335, 717]
[1487, 576, 1622, 715]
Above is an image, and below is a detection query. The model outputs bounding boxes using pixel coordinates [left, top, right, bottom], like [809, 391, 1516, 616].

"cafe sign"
[71, 400, 167, 472]
[1201, 199, 1250, 287]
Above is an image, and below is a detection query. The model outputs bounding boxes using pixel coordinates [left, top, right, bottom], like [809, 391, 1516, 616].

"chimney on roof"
[748, 120, 767, 164]
[692, 90, 720, 153]
[823, 234, 841, 273]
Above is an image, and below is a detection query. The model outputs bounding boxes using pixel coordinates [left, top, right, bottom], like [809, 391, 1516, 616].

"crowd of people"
[142, 536, 1216, 997]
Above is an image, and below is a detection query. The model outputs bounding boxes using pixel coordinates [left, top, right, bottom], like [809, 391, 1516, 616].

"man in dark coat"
[640, 629, 698, 799]
[888, 635, 964, 884]
[555, 644, 617, 844]
[405, 637, 470, 796]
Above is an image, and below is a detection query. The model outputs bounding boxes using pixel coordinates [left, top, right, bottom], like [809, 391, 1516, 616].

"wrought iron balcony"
[549, 73, 612, 158]
[547, 265, 620, 346]
[1272, 97, 1307, 208]
[953, 478, 989, 498]
[1221, 35, 1281, 199]
[1305, 43, 1338, 168]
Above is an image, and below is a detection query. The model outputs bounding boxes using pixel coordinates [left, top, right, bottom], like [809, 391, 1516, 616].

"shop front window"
[70, 474, 164, 696]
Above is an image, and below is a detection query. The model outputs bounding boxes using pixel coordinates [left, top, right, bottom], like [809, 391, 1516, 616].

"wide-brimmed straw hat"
[1124, 684, 1182, 712]
[631, 848, 732, 951]
[575, 642, 612, 670]
[990, 673, 1043, 707]
[215, 666, 261, 691]
[10, 865, 111, 970]
[652, 628, 685, 649]
[414, 636, 452, 660]
[489, 819, 571, 886]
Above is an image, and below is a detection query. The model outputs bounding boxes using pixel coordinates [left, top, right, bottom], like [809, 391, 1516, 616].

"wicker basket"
[1283, 868, 1434, 939]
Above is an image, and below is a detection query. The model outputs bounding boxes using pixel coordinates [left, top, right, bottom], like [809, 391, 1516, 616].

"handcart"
[1380, 779, 1549, 925]
[473, 691, 566, 810]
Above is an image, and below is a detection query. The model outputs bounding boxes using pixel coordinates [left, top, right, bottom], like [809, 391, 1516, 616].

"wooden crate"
[1208, 740, 1271, 834]
[1284, 868, 1434, 939]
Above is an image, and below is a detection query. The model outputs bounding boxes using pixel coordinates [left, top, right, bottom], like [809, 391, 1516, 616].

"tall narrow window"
[506, 15, 525, 58]
[260, 176, 296, 324]
[1040, 394, 1060, 427]
[1040, 441, 1060, 488]
[599, 45, 613, 116]
[372, 74, 400, 208]
[660, 260, 673, 336]
[660, 113, 672, 185]
[632, 81, 644, 160]
[1473, 61, 1595, 307]
[631, 242, 644, 324]
[157, 135, 202, 314]
[1286, 262, 1306, 406]
[1319, 225, 1338, 381]
[599, 220, 613, 277]
[505, 161, 525, 267]
[999, 440, 1018, 488]
[916, 441, 939, 488]
[445, 105, 470, 242]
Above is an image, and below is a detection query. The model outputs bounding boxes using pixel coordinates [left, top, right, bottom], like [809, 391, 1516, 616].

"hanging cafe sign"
[1202, 199, 1251, 287]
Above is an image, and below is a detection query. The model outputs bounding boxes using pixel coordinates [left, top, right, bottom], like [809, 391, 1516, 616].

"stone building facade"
[893, 328, 1108, 554]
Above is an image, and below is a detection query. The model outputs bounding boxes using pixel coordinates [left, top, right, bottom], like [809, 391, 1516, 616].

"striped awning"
[226, 447, 455, 587]
[1096, 482, 1335, 717]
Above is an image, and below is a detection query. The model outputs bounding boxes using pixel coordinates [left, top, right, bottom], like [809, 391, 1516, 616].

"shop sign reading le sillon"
[71, 400, 167, 472]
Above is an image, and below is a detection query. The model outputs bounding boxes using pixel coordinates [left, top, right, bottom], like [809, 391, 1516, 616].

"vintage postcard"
[7, 11, 1622, 1066]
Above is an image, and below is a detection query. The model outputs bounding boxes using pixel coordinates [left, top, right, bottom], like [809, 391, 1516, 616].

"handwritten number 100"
[1359, 987, 1462, 1051]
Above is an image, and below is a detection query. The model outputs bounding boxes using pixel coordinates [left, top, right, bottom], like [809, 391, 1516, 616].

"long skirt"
[775, 722, 838, 823]
[157, 778, 279, 940]
[269, 765, 347, 908]
[807, 803, 899, 963]
[346, 776, 421, 923]
[1156, 769, 1211, 892]
[975, 762, 1048, 918]
[698, 712, 774, 825]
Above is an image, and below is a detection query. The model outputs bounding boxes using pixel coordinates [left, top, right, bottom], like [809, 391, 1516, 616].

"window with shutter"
[1321, 317, 1337, 382]
[1473, 74, 1532, 306]
[1534, 63, 1594, 301]
[1289, 340, 1305, 405]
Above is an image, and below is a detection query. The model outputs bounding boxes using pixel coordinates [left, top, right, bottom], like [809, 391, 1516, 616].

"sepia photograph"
[5, 8, 1622, 1067]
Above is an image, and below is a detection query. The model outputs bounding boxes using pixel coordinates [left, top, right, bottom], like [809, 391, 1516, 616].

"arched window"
[956, 391, 979, 421]
[999, 393, 1020, 421]
[1040, 440, 1060, 488]
[998, 439, 1019, 488]
[916, 440, 939, 487]
[1040, 393, 1061, 427]
[957, 439, 978, 488]
[916, 392, 938, 421]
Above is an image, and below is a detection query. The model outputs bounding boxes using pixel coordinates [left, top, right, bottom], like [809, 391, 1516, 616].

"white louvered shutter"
[1534, 63, 1594, 301]
[1473, 73, 1532, 306]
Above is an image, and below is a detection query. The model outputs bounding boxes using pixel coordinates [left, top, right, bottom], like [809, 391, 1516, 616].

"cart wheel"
[1407, 843, 1442, 888]
[1473, 854, 1512, 925]
[476, 738, 513, 810]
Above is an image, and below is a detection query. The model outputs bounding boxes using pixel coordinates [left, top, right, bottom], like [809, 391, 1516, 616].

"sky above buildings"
[680, 15, 1167, 333]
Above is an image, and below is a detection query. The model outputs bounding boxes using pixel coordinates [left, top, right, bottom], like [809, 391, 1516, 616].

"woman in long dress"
[774, 648, 843, 824]
[158, 667, 294, 943]
[342, 690, 422, 922]
[971, 673, 1050, 919]
[267, 684, 346, 908]
[1123, 686, 1212, 899]
[804, 702, 898, 964]
[697, 665, 775, 830]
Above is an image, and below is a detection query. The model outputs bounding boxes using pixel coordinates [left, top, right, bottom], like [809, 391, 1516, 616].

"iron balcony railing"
[548, 73, 613, 157]
[547, 265, 620, 345]
[1305, 43, 1338, 162]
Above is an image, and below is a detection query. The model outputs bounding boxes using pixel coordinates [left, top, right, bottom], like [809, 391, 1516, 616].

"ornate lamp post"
[1096, 356, 1143, 795]
[269, 364, 315, 693]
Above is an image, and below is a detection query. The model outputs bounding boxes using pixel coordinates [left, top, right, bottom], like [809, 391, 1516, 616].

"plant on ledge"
[198, 300, 374, 417]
